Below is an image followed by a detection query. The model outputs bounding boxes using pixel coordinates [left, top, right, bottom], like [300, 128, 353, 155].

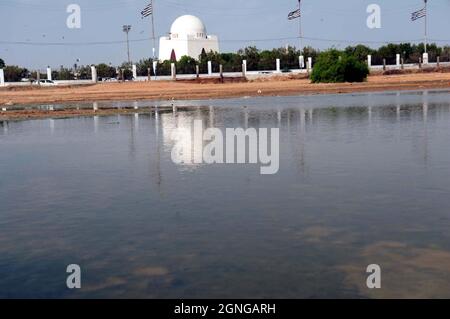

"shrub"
[53, 68, 75, 80]
[96, 63, 117, 78]
[177, 55, 197, 74]
[3, 65, 29, 82]
[136, 58, 154, 76]
[311, 49, 369, 83]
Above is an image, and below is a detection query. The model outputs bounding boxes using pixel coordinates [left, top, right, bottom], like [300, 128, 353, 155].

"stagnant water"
[1, 90, 450, 298]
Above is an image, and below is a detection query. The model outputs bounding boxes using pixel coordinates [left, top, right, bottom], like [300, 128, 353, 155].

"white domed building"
[159, 15, 219, 61]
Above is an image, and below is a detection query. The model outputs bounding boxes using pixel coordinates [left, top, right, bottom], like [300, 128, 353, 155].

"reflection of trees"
[149, 97, 442, 181]
[0, 121, 7, 134]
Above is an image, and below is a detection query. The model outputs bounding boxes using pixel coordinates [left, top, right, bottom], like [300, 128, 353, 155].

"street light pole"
[122, 25, 132, 65]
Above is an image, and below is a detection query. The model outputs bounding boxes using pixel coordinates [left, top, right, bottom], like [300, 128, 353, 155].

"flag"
[141, 1, 153, 18]
[288, 0, 301, 20]
[411, 7, 426, 21]
[288, 9, 301, 20]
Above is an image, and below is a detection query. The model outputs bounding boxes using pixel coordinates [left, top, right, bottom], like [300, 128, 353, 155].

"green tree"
[76, 65, 92, 80]
[4, 65, 29, 82]
[120, 68, 133, 80]
[53, 67, 74, 80]
[177, 55, 197, 74]
[441, 46, 450, 62]
[398, 43, 414, 63]
[301, 46, 320, 67]
[199, 50, 222, 73]
[118, 62, 133, 80]
[96, 63, 117, 78]
[136, 58, 155, 76]
[237, 46, 260, 71]
[311, 49, 369, 83]
[219, 53, 242, 72]
[345, 45, 375, 62]
[0, 58, 5, 68]
[423, 43, 441, 62]
[157, 60, 172, 76]
[199, 48, 207, 63]
[259, 50, 276, 70]
[30, 71, 46, 80]
[279, 46, 301, 69]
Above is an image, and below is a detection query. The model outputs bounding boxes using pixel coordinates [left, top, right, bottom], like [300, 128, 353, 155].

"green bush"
[96, 63, 117, 78]
[136, 58, 154, 76]
[311, 49, 369, 83]
[177, 55, 197, 74]
[3, 65, 29, 82]
[53, 68, 74, 80]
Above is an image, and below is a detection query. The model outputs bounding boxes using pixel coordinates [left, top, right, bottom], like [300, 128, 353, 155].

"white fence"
[1, 56, 449, 87]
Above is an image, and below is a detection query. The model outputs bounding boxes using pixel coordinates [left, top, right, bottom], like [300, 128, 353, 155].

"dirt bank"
[1, 72, 450, 107]
[0, 105, 194, 121]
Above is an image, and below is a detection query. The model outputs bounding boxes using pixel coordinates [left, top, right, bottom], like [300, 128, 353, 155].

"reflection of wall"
[160, 112, 203, 167]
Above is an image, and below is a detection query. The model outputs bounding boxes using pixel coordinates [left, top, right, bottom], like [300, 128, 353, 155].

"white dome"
[170, 15, 207, 38]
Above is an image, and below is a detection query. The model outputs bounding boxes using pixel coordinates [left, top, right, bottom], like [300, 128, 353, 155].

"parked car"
[98, 77, 118, 82]
[37, 80, 57, 86]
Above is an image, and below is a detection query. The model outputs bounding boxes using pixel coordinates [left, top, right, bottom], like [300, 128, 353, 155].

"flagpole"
[424, 0, 428, 54]
[299, 0, 302, 52]
[151, 0, 156, 59]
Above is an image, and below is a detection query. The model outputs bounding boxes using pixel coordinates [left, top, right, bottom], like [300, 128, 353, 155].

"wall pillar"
[91, 66, 97, 83]
[396, 54, 401, 67]
[132, 64, 137, 80]
[207, 61, 212, 75]
[299, 56, 305, 69]
[171, 63, 176, 80]
[0, 69, 4, 87]
[47, 67, 52, 81]
[152, 61, 158, 79]
[367, 55, 372, 67]
[276, 58, 281, 73]
[423, 53, 429, 64]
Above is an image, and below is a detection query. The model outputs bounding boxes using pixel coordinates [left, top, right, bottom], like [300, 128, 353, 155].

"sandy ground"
[1, 72, 450, 108]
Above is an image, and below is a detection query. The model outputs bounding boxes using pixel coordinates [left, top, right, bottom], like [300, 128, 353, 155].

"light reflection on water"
[1, 90, 450, 298]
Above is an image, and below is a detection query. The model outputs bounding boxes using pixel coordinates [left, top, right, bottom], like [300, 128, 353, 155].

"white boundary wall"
[2, 59, 450, 86]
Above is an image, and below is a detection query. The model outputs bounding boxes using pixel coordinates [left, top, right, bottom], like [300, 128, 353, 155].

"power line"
[0, 39, 150, 46]
[0, 36, 444, 47]
[0, 0, 145, 12]
[0, 1, 433, 16]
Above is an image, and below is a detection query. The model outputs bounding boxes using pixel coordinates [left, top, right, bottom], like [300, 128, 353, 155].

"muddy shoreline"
[1, 72, 450, 121]
[0, 106, 195, 121]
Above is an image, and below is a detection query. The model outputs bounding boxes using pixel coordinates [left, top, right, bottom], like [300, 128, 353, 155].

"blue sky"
[1, 0, 450, 69]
